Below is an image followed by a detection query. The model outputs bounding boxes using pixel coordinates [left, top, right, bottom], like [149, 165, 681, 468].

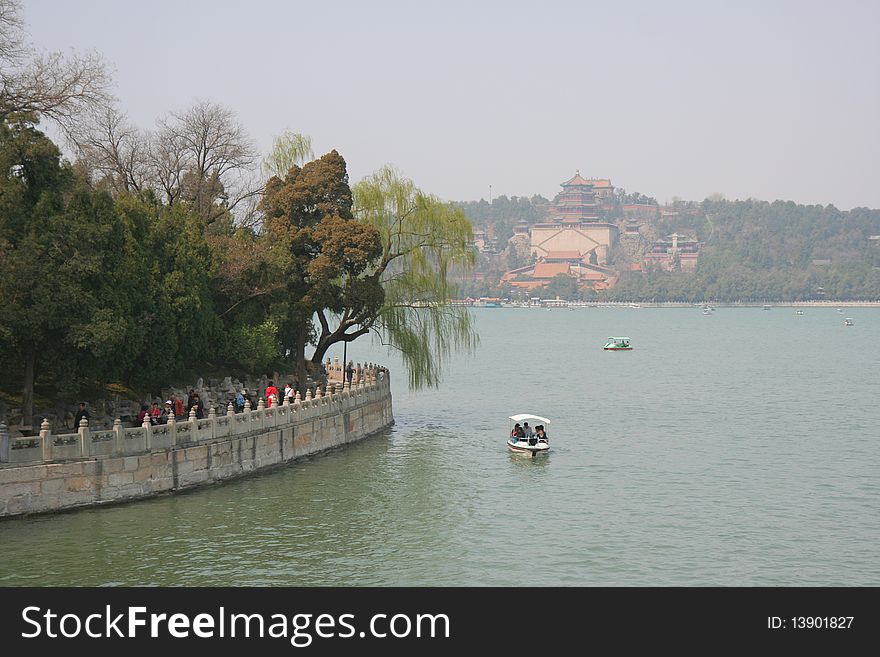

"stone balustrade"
[1, 366, 390, 466]
[325, 357, 381, 384]
[0, 367, 393, 517]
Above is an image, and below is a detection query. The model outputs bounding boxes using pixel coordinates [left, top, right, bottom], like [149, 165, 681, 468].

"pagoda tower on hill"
[551, 170, 601, 222]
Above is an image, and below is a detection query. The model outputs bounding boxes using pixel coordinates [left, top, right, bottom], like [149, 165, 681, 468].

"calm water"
[2, 307, 879, 586]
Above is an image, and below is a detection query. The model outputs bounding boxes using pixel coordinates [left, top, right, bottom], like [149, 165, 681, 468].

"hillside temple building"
[503, 171, 620, 292]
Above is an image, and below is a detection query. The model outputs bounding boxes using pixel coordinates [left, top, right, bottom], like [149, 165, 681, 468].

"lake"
[1, 307, 878, 585]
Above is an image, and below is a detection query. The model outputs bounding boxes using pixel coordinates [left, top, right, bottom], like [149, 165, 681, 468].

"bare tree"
[153, 100, 261, 225]
[148, 127, 186, 206]
[0, 0, 26, 67]
[72, 106, 150, 194]
[0, 0, 113, 135]
[73, 99, 263, 228]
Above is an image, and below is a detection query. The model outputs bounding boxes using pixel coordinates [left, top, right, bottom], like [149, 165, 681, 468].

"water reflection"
[507, 451, 551, 470]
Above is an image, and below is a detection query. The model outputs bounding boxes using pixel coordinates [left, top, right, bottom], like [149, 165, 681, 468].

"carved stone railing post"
[255, 398, 265, 431]
[167, 408, 177, 447]
[113, 417, 124, 455]
[208, 405, 217, 440]
[0, 421, 8, 463]
[78, 416, 91, 457]
[141, 412, 152, 451]
[40, 418, 53, 461]
[242, 398, 252, 433]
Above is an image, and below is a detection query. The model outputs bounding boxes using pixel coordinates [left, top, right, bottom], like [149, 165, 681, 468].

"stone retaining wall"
[0, 375, 393, 518]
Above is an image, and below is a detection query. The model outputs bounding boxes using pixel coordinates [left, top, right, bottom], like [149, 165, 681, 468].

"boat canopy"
[607, 337, 630, 341]
[509, 413, 552, 426]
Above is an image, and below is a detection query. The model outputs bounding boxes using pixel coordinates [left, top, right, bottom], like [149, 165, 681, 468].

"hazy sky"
[22, 0, 880, 208]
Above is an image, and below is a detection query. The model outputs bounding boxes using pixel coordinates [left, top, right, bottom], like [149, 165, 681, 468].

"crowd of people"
[72, 363, 377, 429]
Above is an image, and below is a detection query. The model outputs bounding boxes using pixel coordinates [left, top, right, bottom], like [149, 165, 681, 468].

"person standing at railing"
[136, 404, 149, 425]
[73, 402, 90, 430]
[190, 394, 205, 420]
[157, 400, 173, 424]
[265, 381, 278, 408]
[173, 396, 184, 420]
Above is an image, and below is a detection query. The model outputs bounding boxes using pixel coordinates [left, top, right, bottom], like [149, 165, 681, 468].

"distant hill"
[455, 195, 550, 247]
[609, 198, 880, 301]
[457, 194, 880, 301]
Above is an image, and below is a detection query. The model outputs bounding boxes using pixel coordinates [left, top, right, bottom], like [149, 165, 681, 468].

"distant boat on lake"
[604, 336, 632, 350]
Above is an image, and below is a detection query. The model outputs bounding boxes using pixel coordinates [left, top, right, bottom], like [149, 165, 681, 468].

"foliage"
[604, 199, 880, 301]
[0, 116, 145, 423]
[259, 150, 372, 390]
[262, 131, 314, 179]
[354, 167, 477, 389]
[227, 319, 279, 373]
[456, 194, 549, 246]
[536, 274, 580, 301]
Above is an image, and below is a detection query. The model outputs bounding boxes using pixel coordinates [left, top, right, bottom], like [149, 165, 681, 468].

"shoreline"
[467, 301, 880, 308]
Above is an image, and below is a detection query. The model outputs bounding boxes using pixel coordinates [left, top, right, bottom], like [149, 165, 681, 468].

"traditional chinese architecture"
[527, 171, 619, 266]
[501, 171, 621, 291]
[642, 233, 701, 271]
[473, 229, 489, 253]
[501, 256, 618, 292]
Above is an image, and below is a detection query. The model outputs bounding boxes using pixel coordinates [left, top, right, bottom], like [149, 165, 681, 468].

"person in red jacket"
[265, 381, 278, 408]
[173, 397, 184, 420]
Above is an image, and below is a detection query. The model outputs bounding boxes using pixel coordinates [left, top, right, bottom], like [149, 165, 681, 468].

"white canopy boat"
[507, 413, 551, 455]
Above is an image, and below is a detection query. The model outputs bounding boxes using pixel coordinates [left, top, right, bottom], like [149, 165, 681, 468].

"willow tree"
[262, 131, 314, 179]
[311, 166, 477, 388]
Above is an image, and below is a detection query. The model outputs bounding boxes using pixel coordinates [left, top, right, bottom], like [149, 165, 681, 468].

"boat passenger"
[511, 423, 522, 442]
[522, 422, 534, 438]
[536, 426, 548, 442]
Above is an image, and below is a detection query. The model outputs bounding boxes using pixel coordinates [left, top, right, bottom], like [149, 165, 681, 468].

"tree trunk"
[21, 347, 36, 432]
[310, 335, 333, 370]
[310, 326, 369, 370]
